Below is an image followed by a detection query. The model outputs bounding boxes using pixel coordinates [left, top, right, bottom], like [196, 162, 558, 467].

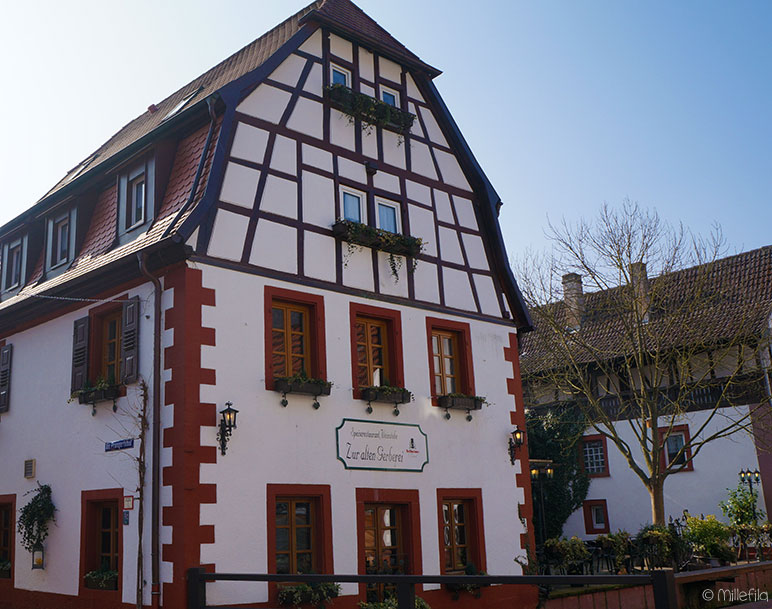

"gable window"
[583, 499, 610, 534]
[80, 489, 122, 594]
[381, 87, 399, 107]
[45, 208, 77, 274]
[426, 318, 475, 400]
[659, 424, 693, 472]
[264, 287, 327, 390]
[582, 434, 609, 477]
[341, 186, 366, 223]
[349, 303, 404, 396]
[1, 236, 27, 294]
[71, 296, 140, 393]
[118, 158, 155, 243]
[331, 64, 350, 87]
[376, 198, 401, 234]
[437, 490, 485, 576]
[267, 484, 333, 603]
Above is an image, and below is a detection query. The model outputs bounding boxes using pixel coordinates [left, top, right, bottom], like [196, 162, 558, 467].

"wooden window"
[100, 311, 122, 383]
[581, 434, 610, 477]
[0, 502, 11, 579]
[266, 484, 333, 603]
[126, 174, 146, 230]
[375, 198, 401, 234]
[349, 303, 404, 396]
[436, 489, 486, 576]
[583, 500, 610, 534]
[264, 287, 327, 390]
[1, 237, 27, 293]
[354, 317, 389, 387]
[659, 424, 694, 472]
[80, 489, 122, 595]
[341, 186, 366, 223]
[271, 302, 311, 378]
[426, 318, 475, 402]
[364, 504, 405, 601]
[331, 64, 350, 87]
[275, 498, 315, 574]
[51, 215, 70, 267]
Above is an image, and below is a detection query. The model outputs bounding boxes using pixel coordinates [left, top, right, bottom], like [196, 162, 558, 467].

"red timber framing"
[162, 265, 217, 607]
[504, 333, 536, 556]
[263, 285, 327, 391]
[265, 484, 334, 604]
[349, 302, 405, 399]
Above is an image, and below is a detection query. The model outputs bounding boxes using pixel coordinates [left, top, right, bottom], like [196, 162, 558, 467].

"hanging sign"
[336, 418, 428, 472]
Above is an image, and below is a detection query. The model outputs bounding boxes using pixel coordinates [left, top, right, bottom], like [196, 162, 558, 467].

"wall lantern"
[508, 426, 525, 465]
[216, 402, 239, 456]
[32, 542, 45, 570]
[530, 466, 540, 481]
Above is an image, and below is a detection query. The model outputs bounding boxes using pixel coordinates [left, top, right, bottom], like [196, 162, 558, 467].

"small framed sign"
[123, 496, 134, 510]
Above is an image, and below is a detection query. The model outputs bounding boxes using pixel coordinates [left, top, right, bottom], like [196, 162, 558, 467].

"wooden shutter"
[71, 317, 90, 393]
[121, 296, 140, 384]
[0, 344, 12, 413]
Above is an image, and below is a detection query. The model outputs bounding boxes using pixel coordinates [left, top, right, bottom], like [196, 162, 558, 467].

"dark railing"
[186, 568, 677, 609]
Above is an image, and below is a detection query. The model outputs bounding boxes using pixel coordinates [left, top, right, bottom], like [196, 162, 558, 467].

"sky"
[1, 0, 770, 261]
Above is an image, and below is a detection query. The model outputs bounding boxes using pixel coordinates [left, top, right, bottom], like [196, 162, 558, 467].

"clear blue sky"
[1, 1, 770, 259]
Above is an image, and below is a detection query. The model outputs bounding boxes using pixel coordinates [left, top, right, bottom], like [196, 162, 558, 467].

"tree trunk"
[649, 479, 666, 525]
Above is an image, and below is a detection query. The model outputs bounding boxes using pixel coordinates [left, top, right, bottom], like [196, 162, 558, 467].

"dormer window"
[45, 208, 77, 274]
[331, 64, 350, 87]
[8, 243, 22, 288]
[117, 158, 155, 244]
[1, 235, 27, 293]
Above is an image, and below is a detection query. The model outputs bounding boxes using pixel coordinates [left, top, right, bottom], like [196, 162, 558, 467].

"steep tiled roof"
[520, 246, 772, 374]
[35, 0, 437, 207]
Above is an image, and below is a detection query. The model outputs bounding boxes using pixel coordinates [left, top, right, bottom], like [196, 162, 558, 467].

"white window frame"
[591, 505, 606, 529]
[340, 185, 366, 224]
[330, 63, 351, 88]
[51, 213, 71, 268]
[665, 432, 686, 466]
[7, 240, 22, 289]
[380, 86, 400, 108]
[375, 197, 402, 234]
[126, 171, 146, 230]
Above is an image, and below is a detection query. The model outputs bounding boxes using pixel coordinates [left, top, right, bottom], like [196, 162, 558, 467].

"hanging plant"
[332, 219, 423, 281]
[17, 483, 56, 552]
[325, 84, 415, 138]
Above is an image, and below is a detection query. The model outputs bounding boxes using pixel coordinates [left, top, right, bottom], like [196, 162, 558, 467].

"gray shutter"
[0, 344, 12, 412]
[121, 296, 140, 384]
[71, 317, 90, 393]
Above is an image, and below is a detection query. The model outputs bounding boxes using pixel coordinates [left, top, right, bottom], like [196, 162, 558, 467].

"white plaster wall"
[195, 264, 527, 605]
[230, 123, 269, 165]
[563, 406, 763, 539]
[209, 210, 250, 261]
[0, 284, 158, 606]
[219, 162, 260, 209]
[238, 84, 291, 124]
[260, 174, 298, 219]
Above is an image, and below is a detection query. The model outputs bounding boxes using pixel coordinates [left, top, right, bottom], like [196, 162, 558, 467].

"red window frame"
[425, 317, 475, 405]
[349, 303, 404, 399]
[264, 286, 327, 391]
[659, 424, 693, 472]
[581, 434, 610, 478]
[583, 500, 610, 535]
[436, 488, 486, 575]
[0, 494, 15, 587]
[79, 488, 123, 598]
[266, 484, 333, 603]
[355, 488, 422, 601]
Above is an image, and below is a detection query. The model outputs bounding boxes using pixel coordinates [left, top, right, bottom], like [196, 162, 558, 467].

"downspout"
[161, 95, 219, 239]
[138, 252, 163, 609]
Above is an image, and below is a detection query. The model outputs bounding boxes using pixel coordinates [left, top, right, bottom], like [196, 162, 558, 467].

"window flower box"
[0, 560, 10, 579]
[274, 377, 332, 397]
[332, 220, 423, 258]
[77, 385, 121, 405]
[84, 569, 118, 590]
[437, 395, 485, 411]
[325, 84, 415, 135]
[361, 386, 412, 404]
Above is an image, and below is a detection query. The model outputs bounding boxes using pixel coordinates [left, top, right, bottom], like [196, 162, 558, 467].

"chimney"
[629, 262, 650, 322]
[562, 273, 584, 331]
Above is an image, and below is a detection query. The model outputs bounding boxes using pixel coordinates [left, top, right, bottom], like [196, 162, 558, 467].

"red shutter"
[121, 296, 140, 384]
[0, 344, 12, 412]
[71, 317, 90, 393]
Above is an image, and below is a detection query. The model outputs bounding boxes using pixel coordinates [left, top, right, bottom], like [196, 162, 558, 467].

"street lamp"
[530, 459, 555, 547]
[739, 468, 761, 492]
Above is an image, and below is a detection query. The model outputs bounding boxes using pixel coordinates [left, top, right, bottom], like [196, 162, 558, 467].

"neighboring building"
[520, 248, 772, 539]
[0, 1, 536, 608]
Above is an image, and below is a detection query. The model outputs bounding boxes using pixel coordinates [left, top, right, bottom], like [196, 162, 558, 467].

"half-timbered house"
[0, 2, 535, 608]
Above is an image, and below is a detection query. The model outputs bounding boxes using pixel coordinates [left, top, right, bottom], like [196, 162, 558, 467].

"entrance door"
[364, 504, 407, 601]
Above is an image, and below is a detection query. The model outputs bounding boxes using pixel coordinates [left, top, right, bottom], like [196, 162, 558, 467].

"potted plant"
[277, 581, 340, 608]
[445, 563, 488, 600]
[84, 567, 119, 590]
[274, 373, 332, 398]
[684, 515, 734, 566]
[0, 559, 10, 578]
[71, 377, 122, 414]
[325, 84, 416, 136]
[361, 386, 413, 405]
[17, 484, 56, 565]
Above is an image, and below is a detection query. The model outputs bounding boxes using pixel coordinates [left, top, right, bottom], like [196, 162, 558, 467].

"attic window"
[66, 155, 97, 182]
[163, 86, 203, 121]
[51, 214, 71, 267]
[331, 64, 350, 87]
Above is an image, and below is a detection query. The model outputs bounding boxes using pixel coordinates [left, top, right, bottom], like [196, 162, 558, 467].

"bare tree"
[517, 201, 771, 525]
